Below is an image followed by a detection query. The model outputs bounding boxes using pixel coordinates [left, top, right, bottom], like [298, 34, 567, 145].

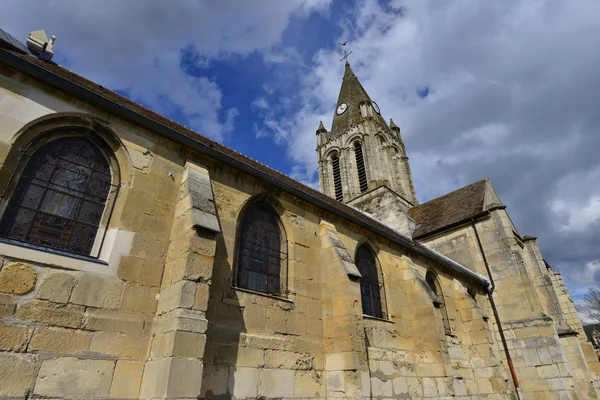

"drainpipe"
[471, 218, 523, 400]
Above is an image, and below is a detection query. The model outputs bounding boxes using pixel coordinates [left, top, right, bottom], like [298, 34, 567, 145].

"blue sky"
[2, 0, 600, 314]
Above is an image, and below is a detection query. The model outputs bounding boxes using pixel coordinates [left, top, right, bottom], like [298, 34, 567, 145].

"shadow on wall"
[200, 233, 246, 399]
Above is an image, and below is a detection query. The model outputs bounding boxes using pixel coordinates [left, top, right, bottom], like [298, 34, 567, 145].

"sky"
[2, 0, 600, 316]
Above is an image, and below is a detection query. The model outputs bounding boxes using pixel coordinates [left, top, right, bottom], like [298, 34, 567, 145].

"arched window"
[353, 141, 368, 193]
[235, 202, 286, 295]
[0, 136, 116, 257]
[331, 153, 343, 201]
[356, 244, 384, 318]
[425, 271, 451, 335]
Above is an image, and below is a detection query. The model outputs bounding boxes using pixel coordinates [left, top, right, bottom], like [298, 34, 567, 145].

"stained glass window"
[236, 203, 286, 295]
[356, 244, 383, 318]
[0, 137, 114, 257]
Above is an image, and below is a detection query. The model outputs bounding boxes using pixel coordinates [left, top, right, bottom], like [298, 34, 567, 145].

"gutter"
[471, 217, 523, 400]
[0, 49, 488, 287]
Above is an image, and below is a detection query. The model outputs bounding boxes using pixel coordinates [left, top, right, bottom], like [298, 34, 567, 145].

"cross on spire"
[340, 50, 352, 63]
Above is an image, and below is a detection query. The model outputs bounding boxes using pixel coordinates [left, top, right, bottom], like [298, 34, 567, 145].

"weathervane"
[340, 41, 352, 63]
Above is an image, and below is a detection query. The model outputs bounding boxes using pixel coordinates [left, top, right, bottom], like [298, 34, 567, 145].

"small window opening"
[331, 154, 343, 201]
[354, 142, 368, 193]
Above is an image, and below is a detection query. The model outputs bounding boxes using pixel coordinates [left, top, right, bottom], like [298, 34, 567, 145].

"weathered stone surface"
[90, 332, 149, 359]
[259, 369, 294, 398]
[121, 284, 158, 314]
[70, 274, 125, 309]
[0, 353, 35, 398]
[0, 262, 37, 294]
[0, 293, 15, 317]
[118, 256, 163, 287]
[36, 271, 75, 303]
[34, 357, 115, 398]
[110, 360, 144, 399]
[83, 308, 147, 335]
[0, 322, 30, 351]
[15, 300, 84, 328]
[29, 326, 91, 354]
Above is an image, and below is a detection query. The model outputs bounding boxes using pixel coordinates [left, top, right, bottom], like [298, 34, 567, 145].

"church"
[0, 28, 598, 400]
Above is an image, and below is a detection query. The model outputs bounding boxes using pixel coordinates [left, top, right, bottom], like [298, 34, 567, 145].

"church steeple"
[330, 62, 388, 138]
[316, 62, 419, 235]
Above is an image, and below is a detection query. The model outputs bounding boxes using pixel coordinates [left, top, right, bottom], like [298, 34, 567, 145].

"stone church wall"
[421, 208, 600, 399]
[0, 58, 596, 400]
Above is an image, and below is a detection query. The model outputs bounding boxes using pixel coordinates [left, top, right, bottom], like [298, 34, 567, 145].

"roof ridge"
[416, 178, 488, 206]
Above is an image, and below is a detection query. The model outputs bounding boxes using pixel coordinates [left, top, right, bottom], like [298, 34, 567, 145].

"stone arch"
[233, 193, 291, 296]
[0, 113, 130, 257]
[354, 241, 387, 318]
[4, 112, 132, 188]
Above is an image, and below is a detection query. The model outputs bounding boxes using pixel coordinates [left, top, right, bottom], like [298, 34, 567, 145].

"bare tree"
[577, 287, 600, 322]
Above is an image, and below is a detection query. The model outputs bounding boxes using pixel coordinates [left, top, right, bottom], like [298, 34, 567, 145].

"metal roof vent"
[26, 30, 56, 61]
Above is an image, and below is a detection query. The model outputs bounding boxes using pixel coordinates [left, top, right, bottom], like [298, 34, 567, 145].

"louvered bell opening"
[332, 155, 343, 202]
[354, 143, 368, 193]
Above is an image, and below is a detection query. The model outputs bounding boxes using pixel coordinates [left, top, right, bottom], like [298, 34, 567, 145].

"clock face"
[372, 101, 381, 114]
[336, 103, 348, 115]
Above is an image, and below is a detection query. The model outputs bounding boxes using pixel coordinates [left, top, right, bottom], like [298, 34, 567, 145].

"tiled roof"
[409, 179, 489, 239]
[0, 44, 489, 286]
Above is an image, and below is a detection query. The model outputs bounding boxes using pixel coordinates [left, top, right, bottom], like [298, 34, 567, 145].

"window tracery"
[356, 243, 384, 318]
[235, 202, 287, 295]
[0, 136, 117, 257]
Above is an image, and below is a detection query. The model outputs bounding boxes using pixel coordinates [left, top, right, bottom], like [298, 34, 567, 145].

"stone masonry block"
[201, 366, 229, 397]
[29, 326, 91, 354]
[229, 366, 259, 399]
[110, 360, 144, 399]
[121, 284, 158, 314]
[90, 332, 148, 359]
[36, 271, 75, 303]
[157, 280, 195, 314]
[16, 300, 84, 328]
[166, 357, 204, 398]
[117, 256, 163, 288]
[0, 321, 30, 351]
[70, 274, 125, 309]
[0, 262, 37, 294]
[34, 357, 115, 399]
[0, 353, 35, 398]
[83, 309, 148, 335]
[259, 369, 294, 398]
[0, 293, 15, 317]
[193, 282, 210, 311]
[172, 331, 207, 358]
[294, 370, 326, 398]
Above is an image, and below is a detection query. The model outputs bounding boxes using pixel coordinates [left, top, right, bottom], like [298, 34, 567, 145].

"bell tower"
[316, 62, 418, 236]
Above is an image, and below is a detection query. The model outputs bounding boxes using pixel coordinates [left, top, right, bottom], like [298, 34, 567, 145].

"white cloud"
[0, 0, 332, 141]
[253, 0, 600, 296]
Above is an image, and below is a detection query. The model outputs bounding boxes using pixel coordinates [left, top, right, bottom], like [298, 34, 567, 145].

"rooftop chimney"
[26, 30, 56, 61]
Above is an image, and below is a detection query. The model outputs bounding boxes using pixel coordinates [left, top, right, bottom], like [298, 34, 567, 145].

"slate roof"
[330, 62, 389, 138]
[0, 37, 489, 286]
[409, 179, 489, 239]
[0, 28, 33, 56]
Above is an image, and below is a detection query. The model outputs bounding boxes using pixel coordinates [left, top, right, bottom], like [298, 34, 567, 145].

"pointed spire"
[330, 62, 387, 137]
[316, 120, 327, 135]
[389, 118, 399, 130]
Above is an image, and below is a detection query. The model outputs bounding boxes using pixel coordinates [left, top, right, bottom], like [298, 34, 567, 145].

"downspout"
[471, 218, 523, 400]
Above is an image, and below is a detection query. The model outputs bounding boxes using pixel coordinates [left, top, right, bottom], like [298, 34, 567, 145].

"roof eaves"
[0, 48, 490, 288]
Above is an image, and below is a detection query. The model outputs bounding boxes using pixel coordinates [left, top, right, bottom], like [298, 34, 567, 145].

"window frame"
[355, 242, 387, 319]
[425, 270, 452, 335]
[353, 140, 368, 193]
[0, 129, 120, 259]
[233, 199, 288, 297]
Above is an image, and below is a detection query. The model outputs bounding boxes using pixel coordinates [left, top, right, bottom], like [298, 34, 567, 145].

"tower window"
[356, 244, 385, 318]
[331, 153, 343, 201]
[354, 141, 368, 193]
[0, 136, 117, 257]
[235, 202, 287, 295]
